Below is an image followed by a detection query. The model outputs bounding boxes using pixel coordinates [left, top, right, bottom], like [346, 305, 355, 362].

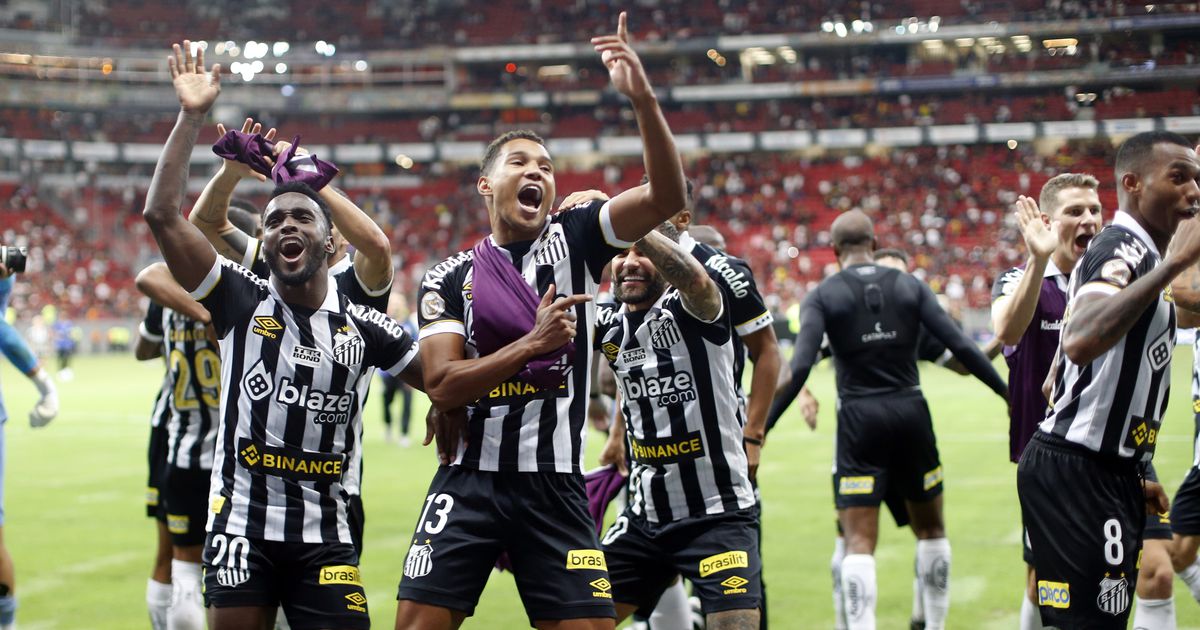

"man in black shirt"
[767, 211, 1007, 630]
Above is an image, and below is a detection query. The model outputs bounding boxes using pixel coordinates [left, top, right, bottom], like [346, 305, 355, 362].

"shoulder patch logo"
[252, 316, 283, 339]
[601, 342, 620, 363]
[420, 292, 445, 321]
[1100, 259, 1132, 288]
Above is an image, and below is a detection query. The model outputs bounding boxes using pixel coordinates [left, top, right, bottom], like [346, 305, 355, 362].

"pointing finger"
[551, 293, 593, 311]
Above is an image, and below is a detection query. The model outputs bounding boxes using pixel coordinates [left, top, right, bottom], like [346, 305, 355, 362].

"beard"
[613, 273, 666, 306]
[265, 241, 327, 286]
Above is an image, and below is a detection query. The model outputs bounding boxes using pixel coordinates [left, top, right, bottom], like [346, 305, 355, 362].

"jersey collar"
[268, 275, 342, 314]
[1113, 210, 1160, 257]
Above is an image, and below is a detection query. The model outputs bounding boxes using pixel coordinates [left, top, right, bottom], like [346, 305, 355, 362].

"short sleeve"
[697, 246, 772, 337]
[991, 267, 1024, 303]
[139, 302, 165, 343]
[1070, 230, 1146, 302]
[557, 200, 631, 282]
[352, 304, 419, 376]
[665, 290, 730, 345]
[189, 257, 269, 337]
[417, 254, 469, 340]
[336, 266, 391, 312]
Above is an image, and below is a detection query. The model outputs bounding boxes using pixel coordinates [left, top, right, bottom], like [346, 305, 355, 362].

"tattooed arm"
[636, 229, 721, 321]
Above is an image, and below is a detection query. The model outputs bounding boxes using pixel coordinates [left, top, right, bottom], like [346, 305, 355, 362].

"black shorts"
[602, 508, 761, 615]
[1171, 465, 1200, 536]
[396, 465, 615, 624]
[202, 533, 368, 630]
[831, 475, 910, 532]
[834, 392, 942, 510]
[146, 424, 169, 521]
[163, 465, 211, 547]
[1017, 433, 1143, 628]
[1142, 461, 1172, 540]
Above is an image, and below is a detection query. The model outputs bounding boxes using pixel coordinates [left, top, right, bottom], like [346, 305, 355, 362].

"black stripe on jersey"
[213, 312, 251, 536]
[681, 328, 741, 512]
[245, 301, 286, 540]
[171, 327, 213, 467]
[652, 333, 706, 519]
[533, 263, 559, 472]
[1051, 362, 1092, 437]
[1099, 307, 1153, 454]
[283, 307, 319, 541]
[318, 303, 353, 542]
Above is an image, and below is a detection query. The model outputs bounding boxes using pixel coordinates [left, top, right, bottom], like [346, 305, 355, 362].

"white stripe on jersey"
[159, 307, 219, 470]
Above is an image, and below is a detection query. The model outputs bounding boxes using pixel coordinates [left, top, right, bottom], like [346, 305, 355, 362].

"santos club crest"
[404, 541, 433, 579]
[333, 327, 364, 367]
[1097, 575, 1128, 616]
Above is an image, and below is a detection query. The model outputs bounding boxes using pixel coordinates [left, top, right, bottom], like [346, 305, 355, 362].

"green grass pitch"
[5, 349, 1200, 628]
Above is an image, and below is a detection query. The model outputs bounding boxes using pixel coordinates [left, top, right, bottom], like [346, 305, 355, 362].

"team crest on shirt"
[1097, 574, 1129, 616]
[534, 231, 568, 266]
[650, 317, 682, 349]
[333, 326, 364, 367]
[404, 540, 433, 579]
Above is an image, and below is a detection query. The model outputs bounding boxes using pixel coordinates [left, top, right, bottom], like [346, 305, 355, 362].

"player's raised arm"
[992, 196, 1058, 344]
[916, 280, 1007, 399]
[135, 263, 211, 325]
[319, 187, 393, 293]
[593, 12, 687, 243]
[634, 229, 721, 321]
[142, 41, 221, 293]
[1065, 218, 1200, 365]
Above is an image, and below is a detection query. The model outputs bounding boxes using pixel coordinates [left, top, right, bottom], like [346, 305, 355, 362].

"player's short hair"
[640, 173, 695, 205]
[1038, 173, 1099, 217]
[267, 182, 332, 235]
[227, 206, 260, 237]
[873, 248, 909, 265]
[1114, 131, 1194, 183]
[654, 221, 680, 243]
[830, 210, 874, 249]
[229, 197, 260, 215]
[481, 130, 546, 176]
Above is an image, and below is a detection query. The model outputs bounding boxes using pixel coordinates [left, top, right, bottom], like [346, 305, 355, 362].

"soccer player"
[396, 13, 686, 629]
[1018, 130, 1200, 629]
[767, 210, 1008, 630]
[994, 176, 1177, 628]
[143, 41, 424, 629]
[595, 223, 760, 628]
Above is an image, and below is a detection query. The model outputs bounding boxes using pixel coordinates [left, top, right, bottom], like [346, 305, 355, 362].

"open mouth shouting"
[279, 235, 306, 266]
[517, 184, 544, 215]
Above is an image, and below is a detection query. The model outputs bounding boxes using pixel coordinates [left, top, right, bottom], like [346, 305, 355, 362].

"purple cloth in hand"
[211, 130, 274, 179]
[271, 135, 339, 191]
[495, 465, 627, 573]
[471, 238, 574, 388]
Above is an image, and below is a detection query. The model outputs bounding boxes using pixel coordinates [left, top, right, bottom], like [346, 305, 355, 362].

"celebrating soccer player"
[395, 12, 687, 630]
[767, 210, 1008, 630]
[142, 41, 425, 629]
[1018, 131, 1200, 629]
[594, 223, 761, 628]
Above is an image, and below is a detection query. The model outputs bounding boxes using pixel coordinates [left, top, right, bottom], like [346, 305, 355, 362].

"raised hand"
[523, 283, 592, 355]
[1014, 195, 1056, 261]
[215, 118, 277, 182]
[1168, 213, 1200, 269]
[592, 12, 653, 103]
[168, 40, 221, 114]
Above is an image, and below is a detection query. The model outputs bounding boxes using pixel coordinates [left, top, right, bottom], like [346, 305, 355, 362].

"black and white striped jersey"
[680, 231, 773, 409]
[141, 302, 220, 469]
[417, 200, 630, 473]
[595, 291, 755, 523]
[1043, 211, 1175, 461]
[1190, 334, 1200, 467]
[239, 237, 391, 499]
[140, 302, 172, 430]
[190, 257, 418, 544]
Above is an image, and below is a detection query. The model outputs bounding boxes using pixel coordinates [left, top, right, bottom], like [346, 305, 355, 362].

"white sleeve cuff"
[188, 260, 223, 301]
[735, 311, 774, 337]
[419, 321, 466, 340]
[355, 263, 392, 298]
[138, 322, 163, 343]
[240, 238, 261, 269]
[1073, 281, 1121, 301]
[384, 342, 420, 376]
[599, 201, 636, 249]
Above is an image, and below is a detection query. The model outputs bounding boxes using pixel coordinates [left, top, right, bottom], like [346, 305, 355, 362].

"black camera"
[1, 246, 27, 273]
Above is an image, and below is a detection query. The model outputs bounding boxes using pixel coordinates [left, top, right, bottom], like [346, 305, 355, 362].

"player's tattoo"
[707, 609, 760, 630]
[636, 230, 720, 319]
[219, 230, 251, 261]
